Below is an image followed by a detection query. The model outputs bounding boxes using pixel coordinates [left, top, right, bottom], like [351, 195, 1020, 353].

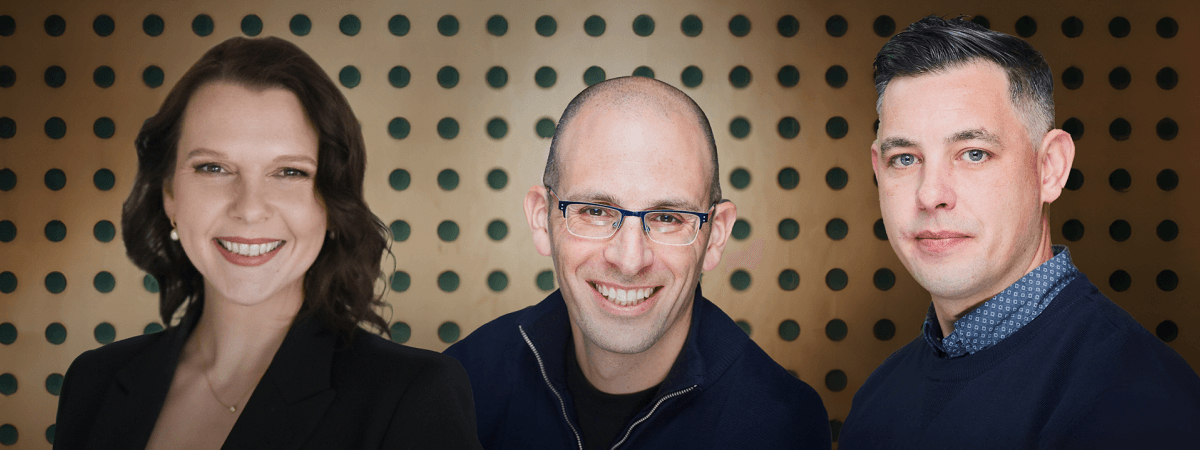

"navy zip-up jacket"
[445, 287, 831, 449]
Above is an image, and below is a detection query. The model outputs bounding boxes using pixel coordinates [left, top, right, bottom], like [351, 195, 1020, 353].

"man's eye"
[963, 150, 988, 162]
[653, 213, 682, 224]
[584, 208, 608, 217]
[891, 154, 917, 167]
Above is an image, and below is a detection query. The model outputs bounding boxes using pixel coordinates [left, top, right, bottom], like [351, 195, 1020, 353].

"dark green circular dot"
[45, 322, 66, 344]
[1156, 320, 1178, 342]
[825, 369, 847, 391]
[778, 269, 800, 291]
[1061, 66, 1083, 90]
[45, 424, 54, 444]
[339, 14, 360, 36]
[730, 270, 751, 291]
[438, 322, 460, 343]
[729, 168, 750, 189]
[94, 322, 115, 344]
[1157, 220, 1178, 242]
[487, 118, 508, 139]
[388, 117, 410, 139]
[731, 219, 750, 240]
[826, 15, 847, 37]
[873, 319, 896, 341]
[487, 15, 508, 36]
[44, 168, 65, 190]
[584, 15, 606, 36]
[0, 373, 14, 395]
[729, 117, 750, 139]
[1108, 168, 1131, 191]
[0, 424, 14, 445]
[93, 271, 114, 293]
[0, 118, 13, 138]
[0, 66, 13, 88]
[826, 319, 848, 341]
[1109, 220, 1131, 242]
[0, 169, 12, 189]
[142, 14, 164, 36]
[826, 167, 848, 190]
[536, 118, 556, 138]
[1061, 16, 1084, 38]
[486, 169, 507, 190]
[583, 66, 606, 86]
[1062, 118, 1084, 141]
[93, 220, 115, 242]
[971, 16, 991, 29]
[390, 322, 411, 343]
[873, 268, 895, 291]
[437, 66, 459, 88]
[873, 15, 896, 37]
[680, 65, 703, 88]
[1156, 17, 1178, 38]
[632, 14, 655, 36]
[338, 66, 360, 88]
[44, 65, 65, 88]
[536, 270, 555, 291]
[778, 219, 799, 241]
[192, 14, 213, 36]
[0, 323, 15, 343]
[44, 117, 66, 139]
[390, 271, 410, 292]
[1108, 67, 1130, 90]
[778, 65, 799, 87]
[45, 14, 66, 36]
[0, 15, 12, 36]
[486, 66, 508, 88]
[487, 271, 509, 292]
[536, 15, 556, 36]
[1156, 68, 1178, 90]
[437, 220, 459, 242]
[389, 15, 410, 36]
[1109, 118, 1131, 141]
[438, 168, 459, 190]
[144, 322, 163, 334]
[729, 15, 750, 37]
[1157, 270, 1178, 292]
[437, 271, 460, 292]
[241, 14, 262, 36]
[487, 220, 508, 241]
[778, 167, 799, 190]
[93, 117, 115, 139]
[289, 14, 311, 36]
[45, 373, 64, 395]
[1062, 219, 1085, 242]
[44, 221, 65, 242]
[778, 15, 799, 37]
[1065, 168, 1085, 190]
[437, 117, 460, 139]
[825, 65, 847, 88]
[388, 66, 410, 88]
[535, 66, 557, 88]
[1157, 118, 1178, 141]
[0, 220, 13, 242]
[390, 220, 410, 242]
[825, 218, 847, 240]
[736, 320, 752, 336]
[1108, 270, 1131, 292]
[826, 268, 848, 291]
[825, 116, 848, 139]
[1157, 169, 1178, 191]
[779, 320, 800, 341]
[1108, 17, 1130, 38]
[143, 65, 164, 88]
[388, 168, 410, 190]
[143, 274, 159, 293]
[681, 14, 703, 37]
[729, 66, 751, 88]
[1015, 15, 1037, 37]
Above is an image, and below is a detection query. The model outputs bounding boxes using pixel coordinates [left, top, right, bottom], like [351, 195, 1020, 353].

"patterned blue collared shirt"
[923, 245, 1080, 358]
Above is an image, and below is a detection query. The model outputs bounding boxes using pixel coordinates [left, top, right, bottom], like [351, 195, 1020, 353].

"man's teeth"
[218, 239, 283, 257]
[596, 283, 654, 307]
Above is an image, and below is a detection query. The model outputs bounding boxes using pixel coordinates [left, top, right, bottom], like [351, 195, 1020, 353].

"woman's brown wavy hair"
[122, 36, 390, 337]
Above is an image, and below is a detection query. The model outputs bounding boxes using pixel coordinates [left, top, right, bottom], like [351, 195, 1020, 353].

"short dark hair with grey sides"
[874, 16, 1055, 147]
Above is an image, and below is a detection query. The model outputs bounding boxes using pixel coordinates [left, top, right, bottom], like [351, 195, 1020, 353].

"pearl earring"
[170, 220, 179, 241]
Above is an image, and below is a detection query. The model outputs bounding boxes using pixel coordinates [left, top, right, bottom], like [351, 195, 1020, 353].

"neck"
[188, 283, 302, 377]
[933, 219, 1055, 338]
[572, 311, 691, 395]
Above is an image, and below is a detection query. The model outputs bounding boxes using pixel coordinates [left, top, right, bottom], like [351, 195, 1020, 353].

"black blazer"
[53, 313, 482, 449]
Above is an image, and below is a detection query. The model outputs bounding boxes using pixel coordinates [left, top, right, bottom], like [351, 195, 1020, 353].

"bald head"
[544, 76, 721, 206]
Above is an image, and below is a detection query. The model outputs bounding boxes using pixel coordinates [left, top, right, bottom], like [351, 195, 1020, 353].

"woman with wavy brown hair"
[53, 36, 481, 449]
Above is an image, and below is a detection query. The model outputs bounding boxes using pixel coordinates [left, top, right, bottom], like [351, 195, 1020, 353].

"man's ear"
[870, 140, 883, 181]
[701, 200, 737, 272]
[1038, 129, 1076, 205]
[524, 185, 553, 257]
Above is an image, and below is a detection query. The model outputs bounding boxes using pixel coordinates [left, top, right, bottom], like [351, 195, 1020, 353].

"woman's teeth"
[218, 239, 283, 257]
[595, 283, 654, 307]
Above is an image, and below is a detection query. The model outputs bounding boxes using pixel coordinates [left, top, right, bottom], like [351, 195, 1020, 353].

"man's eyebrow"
[568, 191, 702, 211]
[879, 137, 918, 153]
[947, 128, 1001, 146]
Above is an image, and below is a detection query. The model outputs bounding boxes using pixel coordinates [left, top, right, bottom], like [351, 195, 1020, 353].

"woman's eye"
[194, 163, 223, 174]
[963, 149, 988, 162]
[281, 168, 310, 178]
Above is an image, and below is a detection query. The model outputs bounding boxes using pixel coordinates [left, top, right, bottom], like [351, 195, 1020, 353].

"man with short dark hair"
[840, 16, 1200, 448]
[445, 76, 831, 449]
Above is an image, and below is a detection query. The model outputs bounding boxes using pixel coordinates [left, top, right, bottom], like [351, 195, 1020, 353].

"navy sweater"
[840, 275, 1200, 449]
[445, 288, 831, 449]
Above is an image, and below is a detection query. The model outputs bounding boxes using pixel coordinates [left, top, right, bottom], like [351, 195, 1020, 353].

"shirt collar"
[923, 245, 1080, 358]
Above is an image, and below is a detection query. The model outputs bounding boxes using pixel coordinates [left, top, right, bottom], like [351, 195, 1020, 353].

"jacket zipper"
[519, 325, 584, 450]
[608, 385, 697, 450]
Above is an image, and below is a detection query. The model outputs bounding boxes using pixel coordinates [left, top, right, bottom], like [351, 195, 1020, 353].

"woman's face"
[164, 81, 325, 309]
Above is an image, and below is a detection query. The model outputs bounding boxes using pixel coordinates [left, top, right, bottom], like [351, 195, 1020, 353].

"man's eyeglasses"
[550, 189, 712, 246]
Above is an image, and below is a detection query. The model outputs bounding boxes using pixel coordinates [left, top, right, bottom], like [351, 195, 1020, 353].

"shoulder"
[338, 329, 471, 389]
[443, 307, 529, 369]
[65, 330, 170, 381]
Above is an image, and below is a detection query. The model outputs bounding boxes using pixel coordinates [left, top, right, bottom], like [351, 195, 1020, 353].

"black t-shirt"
[565, 346, 660, 450]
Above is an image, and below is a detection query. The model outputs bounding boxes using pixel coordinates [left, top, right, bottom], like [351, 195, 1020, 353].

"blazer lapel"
[222, 317, 337, 450]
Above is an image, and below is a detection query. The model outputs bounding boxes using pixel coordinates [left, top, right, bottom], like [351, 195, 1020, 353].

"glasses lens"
[565, 204, 621, 238]
[644, 211, 701, 245]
